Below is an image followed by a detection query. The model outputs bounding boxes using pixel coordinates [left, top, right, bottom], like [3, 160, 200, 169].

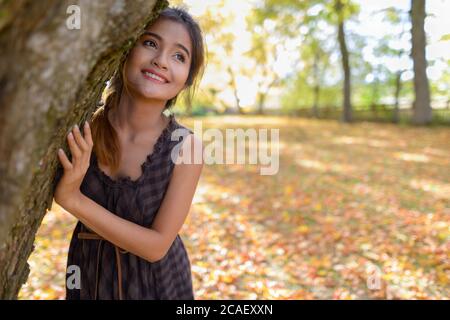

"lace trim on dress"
[92, 113, 178, 188]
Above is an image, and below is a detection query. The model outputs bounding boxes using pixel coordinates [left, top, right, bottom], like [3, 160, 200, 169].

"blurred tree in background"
[172, 0, 448, 125]
[410, 0, 432, 124]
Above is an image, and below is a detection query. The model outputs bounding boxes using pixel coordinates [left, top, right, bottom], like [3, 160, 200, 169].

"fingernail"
[85, 121, 89, 128]
[74, 124, 79, 130]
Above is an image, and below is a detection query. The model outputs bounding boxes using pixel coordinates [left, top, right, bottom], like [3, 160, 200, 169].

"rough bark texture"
[0, 0, 168, 299]
[410, 0, 432, 125]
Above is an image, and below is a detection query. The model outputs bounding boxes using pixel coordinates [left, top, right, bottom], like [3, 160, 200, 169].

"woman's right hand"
[54, 121, 93, 211]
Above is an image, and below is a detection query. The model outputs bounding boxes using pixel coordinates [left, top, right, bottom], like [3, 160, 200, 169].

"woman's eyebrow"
[143, 31, 190, 58]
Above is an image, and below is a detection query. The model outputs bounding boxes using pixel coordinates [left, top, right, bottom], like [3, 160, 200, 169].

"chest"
[97, 137, 159, 181]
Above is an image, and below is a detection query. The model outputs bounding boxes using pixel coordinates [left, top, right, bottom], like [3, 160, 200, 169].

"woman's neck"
[110, 90, 168, 143]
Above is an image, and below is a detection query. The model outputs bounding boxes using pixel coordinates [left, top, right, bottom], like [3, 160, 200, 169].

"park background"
[0, 0, 447, 299]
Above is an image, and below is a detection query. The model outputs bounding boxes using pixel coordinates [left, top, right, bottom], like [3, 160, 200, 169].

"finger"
[84, 121, 94, 147]
[57, 148, 73, 170]
[67, 132, 82, 162]
[72, 124, 89, 152]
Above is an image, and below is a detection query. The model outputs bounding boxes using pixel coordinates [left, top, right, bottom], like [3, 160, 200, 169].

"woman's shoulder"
[167, 115, 194, 145]
[166, 116, 203, 166]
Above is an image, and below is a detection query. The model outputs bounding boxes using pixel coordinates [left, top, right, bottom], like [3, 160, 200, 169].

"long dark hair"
[90, 6, 206, 175]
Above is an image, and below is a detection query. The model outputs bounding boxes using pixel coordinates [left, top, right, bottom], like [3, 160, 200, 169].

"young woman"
[53, 7, 206, 300]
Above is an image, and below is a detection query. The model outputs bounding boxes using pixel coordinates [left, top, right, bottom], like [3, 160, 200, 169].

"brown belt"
[78, 231, 128, 300]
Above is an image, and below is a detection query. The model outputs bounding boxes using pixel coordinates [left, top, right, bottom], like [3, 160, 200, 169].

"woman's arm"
[70, 134, 203, 263]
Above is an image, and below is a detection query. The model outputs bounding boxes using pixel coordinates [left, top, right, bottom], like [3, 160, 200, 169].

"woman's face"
[123, 17, 192, 102]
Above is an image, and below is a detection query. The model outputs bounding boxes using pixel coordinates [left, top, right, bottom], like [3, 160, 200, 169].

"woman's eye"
[143, 39, 185, 63]
[175, 53, 185, 62]
[144, 40, 156, 47]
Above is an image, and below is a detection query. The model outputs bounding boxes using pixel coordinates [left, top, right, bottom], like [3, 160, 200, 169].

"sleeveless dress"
[56, 114, 195, 300]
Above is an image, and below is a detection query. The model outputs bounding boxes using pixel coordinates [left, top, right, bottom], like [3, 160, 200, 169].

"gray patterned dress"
[57, 114, 195, 300]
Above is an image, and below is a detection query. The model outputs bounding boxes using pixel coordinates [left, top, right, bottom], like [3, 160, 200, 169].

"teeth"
[143, 71, 165, 82]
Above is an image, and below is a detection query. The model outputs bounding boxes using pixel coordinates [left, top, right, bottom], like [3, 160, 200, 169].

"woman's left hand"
[54, 121, 93, 212]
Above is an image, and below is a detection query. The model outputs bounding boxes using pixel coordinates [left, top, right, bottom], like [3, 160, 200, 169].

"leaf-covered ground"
[19, 116, 449, 299]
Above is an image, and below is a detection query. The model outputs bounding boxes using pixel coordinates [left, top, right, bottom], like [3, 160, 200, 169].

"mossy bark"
[0, 0, 168, 299]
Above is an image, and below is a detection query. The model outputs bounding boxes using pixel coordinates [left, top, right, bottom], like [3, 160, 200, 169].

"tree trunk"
[371, 78, 379, 119]
[335, 0, 352, 123]
[410, 0, 432, 125]
[393, 71, 403, 123]
[312, 84, 320, 118]
[312, 51, 320, 118]
[227, 66, 243, 114]
[234, 88, 244, 115]
[0, 0, 168, 299]
[257, 92, 266, 115]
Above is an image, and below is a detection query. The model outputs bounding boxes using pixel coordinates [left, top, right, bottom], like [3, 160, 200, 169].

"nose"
[151, 52, 168, 71]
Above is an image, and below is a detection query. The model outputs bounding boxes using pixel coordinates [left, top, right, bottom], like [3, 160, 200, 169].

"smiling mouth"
[141, 70, 168, 84]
